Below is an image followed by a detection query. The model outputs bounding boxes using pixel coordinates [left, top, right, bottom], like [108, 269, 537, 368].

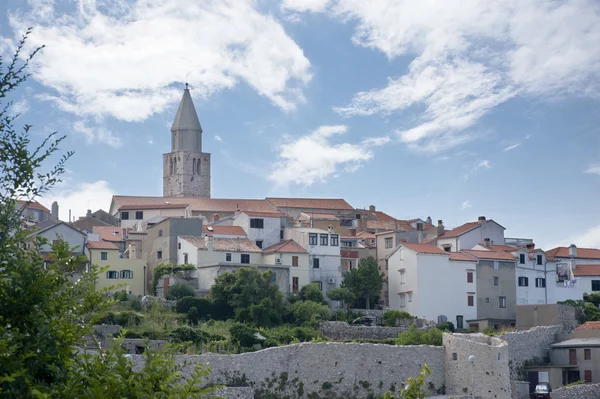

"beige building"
[262, 240, 309, 294]
[86, 240, 146, 296]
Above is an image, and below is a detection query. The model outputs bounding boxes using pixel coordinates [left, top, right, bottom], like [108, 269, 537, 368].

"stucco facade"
[29, 221, 87, 254]
[232, 212, 285, 250]
[474, 259, 517, 323]
[86, 246, 146, 296]
[436, 218, 505, 252]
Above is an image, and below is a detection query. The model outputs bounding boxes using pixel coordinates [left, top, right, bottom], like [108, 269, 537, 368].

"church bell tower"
[163, 84, 211, 197]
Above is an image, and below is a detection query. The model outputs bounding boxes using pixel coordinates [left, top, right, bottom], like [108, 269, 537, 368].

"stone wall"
[550, 383, 600, 399]
[556, 303, 581, 332]
[498, 326, 562, 381]
[319, 321, 406, 340]
[131, 342, 446, 398]
[443, 333, 511, 399]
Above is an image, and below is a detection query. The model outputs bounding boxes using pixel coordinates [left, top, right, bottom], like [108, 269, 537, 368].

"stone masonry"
[550, 382, 600, 399]
[319, 321, 406, 340]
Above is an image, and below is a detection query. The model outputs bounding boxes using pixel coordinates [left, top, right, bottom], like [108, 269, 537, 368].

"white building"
[27, 220, 86, 255]
[435, 216, 505, 252]
[387, 242, 478, 328]
[546, 245, 600, 302]
[232, 211, 287, 250]
[283, 227, 342, 293]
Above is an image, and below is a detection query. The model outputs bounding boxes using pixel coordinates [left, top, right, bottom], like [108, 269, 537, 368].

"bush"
[396, 325, 443, 346]
[437, 321, 455, 332]
[166, 284, 196, 300]
[113, 290, 130, 302]
[299, 283, 327, 304]
[383, 310, 412, 327]
[170, 325, 224, 344]
[124, 296, 143, 311]
[289, 300, 331, 325]
[175, 296, 212, 315]
[264, 325, 322, 346]
[188, 307, 200, 325]
[96, 311, 144, 327]
[229, 323, 262, 348]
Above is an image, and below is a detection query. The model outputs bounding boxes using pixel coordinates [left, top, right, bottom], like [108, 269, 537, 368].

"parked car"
[531, 383, 551, 399]
[350, 316, 377, 326]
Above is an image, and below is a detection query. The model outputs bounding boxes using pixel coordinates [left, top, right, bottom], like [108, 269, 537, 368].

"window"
[452, 353, 458, 361]
[135, 211, 143, 220]
[408, 293, 412, 302]
[101, 251, 108, 261]
[121, 211, 129, 220]
[536, 278, 546, 288]
[456, 315, 464, 329]
[292, 277, 299, 294]
[177, 242, 180, 249]
[486, 297, 490, 303]
[585, 349, 591, 360]
[320, 234, 328, 246]
[493, 276, 499, 286]
[159, 229, 163, 237]
[518, 276, 529, 287]
[309, 233, 318, 246]
[467, 271, 474, 283]
[499, 296, 506, 308]
[313, 280, 323, 290]
[106, 271, 119, 279]
[120, 270, 133, 279]
[399, 294, 406, 307]
[250, 218, 264, 229]
[416, 222, 423, 231]
[493, 262, 499, 270]
[157, 251, 162, 259]
[584, 370, 592, 383]
[385, 237, 393, 248]
[569, 349, 577, 365]
[330, 234, 339, 246]
[519, 253, 525, 264]
[468, 295, 474, 307]
[341, 241, 353, 247]
[226, 253, 232, 262]
[270, 273, 277, 283]
[255, 240, 263, 249]
[442, 245, 451, 252]
[400, 270, 405, 284]
[241, 254, 250, 264]
[592, 280, 600, 291]
[292, 256, 299, 267]
[280, 230, 284, 240]
[313, 258, 320, 269]
[183, 253, 188, 264]
[340, 219, 353, 227]
[537, 255, 543, 265]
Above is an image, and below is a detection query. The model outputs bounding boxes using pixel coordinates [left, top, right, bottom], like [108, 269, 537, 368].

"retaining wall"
[319, 321, 406, 340]
[550, 383, 600, 399]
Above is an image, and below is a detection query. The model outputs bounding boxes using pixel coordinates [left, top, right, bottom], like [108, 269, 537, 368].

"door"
[456, 315, 464, 330]
[528, 371, 539, 393]
[567, 370, 580, 385]
[569, 349, 577, 365]
[584, 370, 592, 383]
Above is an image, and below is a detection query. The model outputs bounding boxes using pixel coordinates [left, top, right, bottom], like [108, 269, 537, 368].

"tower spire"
[171, 84, 202, 134]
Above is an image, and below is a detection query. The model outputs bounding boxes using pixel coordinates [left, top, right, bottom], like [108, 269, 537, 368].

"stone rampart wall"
[550, 383, 600, 399]
[319, 321, 406, 340]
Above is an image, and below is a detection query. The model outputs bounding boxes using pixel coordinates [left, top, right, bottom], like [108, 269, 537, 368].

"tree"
[299, 282, 327, 304]
[210, 268, 285, 327]
[289, 300, 332, 325]
[340, 256, 383, 309]
[327, 287, 355, 308]
[166, 283, 196, 300]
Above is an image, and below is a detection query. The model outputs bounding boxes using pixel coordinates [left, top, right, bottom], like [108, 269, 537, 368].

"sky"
[1, 0, 600, 250]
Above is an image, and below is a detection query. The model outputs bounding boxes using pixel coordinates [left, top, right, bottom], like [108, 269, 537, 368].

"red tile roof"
[266, 197, 354, 210]
[16, 200, 50, 213]
[402, 243, 448, 255]
[242, 211, 287, 218]
[87, 240, 119, 250]
[449, 252, 477, 262]
[461, 250, 516, 261]
[263, 240, 307, 254]
[485, 244, 520, 252]
[300, 212, 340, 220]
[546, 247, 600, 260]
[367, 210, 398, 222]
[438, 222, 480, 238]
[119, 203, 189, 210]
[573, 265, 600, 277]
[356, 231, 376, 239]
[93, 226, 125, 242]
[203, 225, 247, 237]
[574, 321, 600, 331]
[112, 196, 277, 214]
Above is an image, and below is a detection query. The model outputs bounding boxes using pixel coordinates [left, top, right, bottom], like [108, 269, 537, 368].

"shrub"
[113, 290, 130, 302]
[96, 311, 144, 327]
[437, 321, 455, 332]
[396, 325, 443, 346]
[170, 325, 224, 344]
[263, 325, 322, 346]
[299, 283, 327, 305]
[289, 300, 331, 325]
[188, 307, 200, 325]
[229, 323, 262, 348]
[383, 310, 412, 326]
[483, 327, 496, 336]
[124, 296, 143, 311]
[175, 296, 212, 315]
[166, 284, 196, 300]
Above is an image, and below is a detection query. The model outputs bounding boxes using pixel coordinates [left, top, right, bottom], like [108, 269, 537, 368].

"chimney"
[484, 238, 491, 248]
[478, 216, 486, 223]
[349, 228, 356, 237]
[569, 244, 577, 258]
[86, 209, 92, 217]
[213, 214, 220, 222]
[526, 243, 535, 250]
[426, 216, 432, 225]
[51, 201, 59, 220]
[437, 220, 445, 236]
[369, 205, 376, 212]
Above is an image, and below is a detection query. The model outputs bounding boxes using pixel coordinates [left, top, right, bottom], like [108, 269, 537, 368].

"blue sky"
[1, 0, 600, 249]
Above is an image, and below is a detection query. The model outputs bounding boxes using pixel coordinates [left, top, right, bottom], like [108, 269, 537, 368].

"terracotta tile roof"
[119, 203, 189, 210]
[203, 225, 247, 237]
[263, 240, 307, 254]
[16, 200, 50, 213]
[574, 321, 600, 331]
[573, 265, 600, 277]
[180, 236, 207, 250]
[367, 210, 398, 222]
[356, 231, 376, 239]
[438, 222, 480, 238]
[266, 197, 354, 210]
[87, 240, 119, 250]
[242, 211, 287, 218]
[546, 247, 600, 260]
[300, 212, 340, 220]
[486, 244, 520, 252]
[93, 226, 125, 242]
[112, 196, 277, 214]
[402, 243, 448, 255]
[407, 218, 435, 229]
[461, 250, 516, 261]
[212, 238, 262, 253]
[449, 252, 477, 262]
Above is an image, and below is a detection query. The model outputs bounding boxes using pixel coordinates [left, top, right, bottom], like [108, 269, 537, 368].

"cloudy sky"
[2, 0, 600, 249]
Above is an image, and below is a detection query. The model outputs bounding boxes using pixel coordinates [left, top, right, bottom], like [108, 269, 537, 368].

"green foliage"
[326, 287, 356, 307]
[396, 325, 443, 346]
[170, 325, 225, 345]
[558, 298, 600, 321]
[96, 310, 145, 327]
[262, 325, 321, 346]
[340, 256, 383, 309]
[383, 310, 413, 326]
[564, 380, 585, 387]
[211, 268, 285, 327]
[299, 283, 327, 304]
[229, 323, 262, 348]
[188, 307, 200, 325]
[483, 327, 496, 336]
[583, 292, 600, 306]
[152, 263, 196, 296]
[383, 364, 431, 399]
[175, 296, 212, 315]
[437, 321, 455, 332]
[288, 300, 332, 325]
[167, 283, 196, 300]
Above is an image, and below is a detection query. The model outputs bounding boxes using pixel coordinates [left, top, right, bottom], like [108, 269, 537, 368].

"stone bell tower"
[163, 84, 211, 197]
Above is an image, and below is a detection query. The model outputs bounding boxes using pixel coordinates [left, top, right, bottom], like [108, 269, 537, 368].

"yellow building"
[86, 241, 147, 296]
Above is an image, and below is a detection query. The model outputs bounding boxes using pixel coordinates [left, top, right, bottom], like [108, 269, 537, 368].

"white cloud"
[282, 0, 332, 13]
[585, 165, 600, 176]
[39, 180, 115, 222]
[463, 159, 491, 181]
[310, 0, 600, 152]
[215, 135, 223, 142]
[148, 138, 154, 145]
[361, 135, 391, 146]
[9, 98, 30, 116]
[558, 225, 600, 249]
[461, 200, 472, 210]
[477, 160, 491, 169]
[503, 143, 521, 152]
[73, 120, 123, 148]
[269, 125, 373, 186]
[8, 0, 311, 121]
